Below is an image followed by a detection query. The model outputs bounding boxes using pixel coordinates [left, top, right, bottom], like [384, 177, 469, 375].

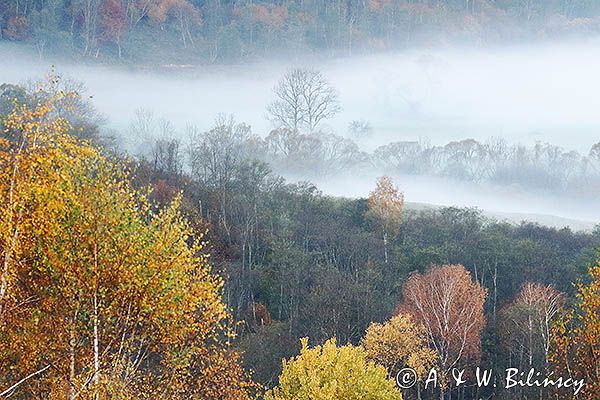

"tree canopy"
[0, 95, 255, 399]
[266, 338, 403, 400]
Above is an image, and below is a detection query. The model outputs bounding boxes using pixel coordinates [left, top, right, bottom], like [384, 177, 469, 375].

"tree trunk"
[383, 230, 388, 264]
[493, 263, 498, 320]
[69, 311, 77, 400]
[93, 293, 100, 400]
[93, 243, 100, 399]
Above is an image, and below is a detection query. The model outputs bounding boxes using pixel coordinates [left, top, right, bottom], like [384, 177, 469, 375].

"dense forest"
[0, 76, 598, 399]
[2, 0, 600, 62]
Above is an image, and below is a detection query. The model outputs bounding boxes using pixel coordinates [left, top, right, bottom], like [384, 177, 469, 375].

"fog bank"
[306, 171, 598, 231]
[3, 39, 600, 151]
[2, 40, 600, 228]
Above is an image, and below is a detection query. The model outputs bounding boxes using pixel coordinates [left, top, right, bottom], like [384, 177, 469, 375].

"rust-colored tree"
[243, 302, 273, 331]
[100, 0, 128, 58]
[396, 264, 487, 399]
[2, 16, 29, 40]
[147, 0, 201, 47]
[368, 176, 404, 264]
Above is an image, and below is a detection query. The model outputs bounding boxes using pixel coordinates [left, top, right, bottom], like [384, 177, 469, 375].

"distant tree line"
[2, 0, 600, 62]
[116, 67, 600, 200]
[127, 109, 600, 199]
[372, 137, 600, 197]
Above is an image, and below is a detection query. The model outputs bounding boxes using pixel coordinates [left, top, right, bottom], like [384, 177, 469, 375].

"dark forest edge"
[3, 0, 600, 64]
[0, 78, 599, 399]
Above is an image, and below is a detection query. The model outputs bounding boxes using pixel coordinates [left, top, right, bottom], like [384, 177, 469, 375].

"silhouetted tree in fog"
[267, 68, 340, 132]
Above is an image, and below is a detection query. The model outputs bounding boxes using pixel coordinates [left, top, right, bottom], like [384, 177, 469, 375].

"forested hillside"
[1, 78, 598, 399]
[2, 0, 600, 63]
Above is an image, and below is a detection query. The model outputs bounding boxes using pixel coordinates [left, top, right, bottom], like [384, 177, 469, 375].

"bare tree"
[129, 107, 155, 141]
[500, 282, 565, 367]
[590, 142, 600, 165]
[373, 141, 426, 174]
[348, 119, 372, 138]
[267, 68, 340, 132]
[129, 109, 181, 174]
[151, 136, 182, 176]
[72, 0, 101, 57]
[186, 115, 253, 189]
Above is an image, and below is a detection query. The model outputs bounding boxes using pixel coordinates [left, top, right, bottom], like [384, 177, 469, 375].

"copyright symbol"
[396, 367, 417, 389]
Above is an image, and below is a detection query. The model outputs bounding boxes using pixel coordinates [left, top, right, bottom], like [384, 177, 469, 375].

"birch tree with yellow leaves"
[368, 176, 404, 264]
[0, 95, 256, 399]
[362, 314, 437, 380]
[550, 260, 599, 400]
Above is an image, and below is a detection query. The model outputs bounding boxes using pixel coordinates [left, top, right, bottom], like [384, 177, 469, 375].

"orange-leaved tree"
[396, 264, 487, 398]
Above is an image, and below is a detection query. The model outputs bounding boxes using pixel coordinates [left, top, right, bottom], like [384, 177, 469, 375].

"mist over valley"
[2, 39, 599, 228]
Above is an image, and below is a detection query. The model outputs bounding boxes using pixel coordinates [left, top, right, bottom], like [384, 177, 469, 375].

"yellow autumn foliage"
[0, 96, 256, 399]
[266, 338, 403, 400]
[550, 260, 600, 400]
[362, 314, 437, 380]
